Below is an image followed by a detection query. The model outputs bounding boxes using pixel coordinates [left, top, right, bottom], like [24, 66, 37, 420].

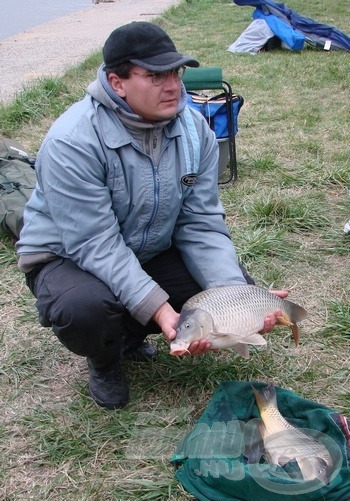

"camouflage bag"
[0, 138, 36, 240]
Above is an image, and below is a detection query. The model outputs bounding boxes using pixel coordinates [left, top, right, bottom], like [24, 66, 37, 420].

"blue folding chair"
[183, 67, 244, 184]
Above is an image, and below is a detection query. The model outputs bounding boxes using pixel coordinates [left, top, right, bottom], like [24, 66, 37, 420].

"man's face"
[108, 65, 182, 122]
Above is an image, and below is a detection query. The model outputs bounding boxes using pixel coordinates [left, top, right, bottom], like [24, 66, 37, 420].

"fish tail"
[291, 323, 300, 347]
[284, 299, 307, 324]
[251, 383, 277, 413]
[280, 300, 307, 347]
[275, 312, 300, 346]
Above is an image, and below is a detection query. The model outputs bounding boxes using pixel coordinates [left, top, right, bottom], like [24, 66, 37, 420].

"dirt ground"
[0, 0, 181, 104]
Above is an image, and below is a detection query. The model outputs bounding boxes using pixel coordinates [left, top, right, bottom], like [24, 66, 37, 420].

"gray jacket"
[17, 66, 246, 325]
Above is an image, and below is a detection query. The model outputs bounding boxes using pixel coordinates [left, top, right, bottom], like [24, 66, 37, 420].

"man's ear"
[108, 73, 126, 98]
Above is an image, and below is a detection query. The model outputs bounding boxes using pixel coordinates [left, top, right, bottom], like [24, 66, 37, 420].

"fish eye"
[184, 322, 190, 329]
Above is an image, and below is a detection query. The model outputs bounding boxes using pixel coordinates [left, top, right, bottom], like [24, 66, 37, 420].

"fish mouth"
[170, 343, 190, 356]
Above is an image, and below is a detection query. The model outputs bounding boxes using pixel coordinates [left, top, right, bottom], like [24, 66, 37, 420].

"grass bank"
[1, 0, 349, 499]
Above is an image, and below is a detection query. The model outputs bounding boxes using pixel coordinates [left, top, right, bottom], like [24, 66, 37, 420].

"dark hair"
[105, 62, 135, 78]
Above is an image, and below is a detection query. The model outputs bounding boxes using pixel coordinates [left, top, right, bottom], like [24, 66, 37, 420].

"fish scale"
[170, 284, 307, 357]
[252, 383, 334, 484]
[185, 286, 290, 335]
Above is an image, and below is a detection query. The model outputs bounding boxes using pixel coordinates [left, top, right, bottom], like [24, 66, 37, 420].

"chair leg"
[219, 85, 237, 184]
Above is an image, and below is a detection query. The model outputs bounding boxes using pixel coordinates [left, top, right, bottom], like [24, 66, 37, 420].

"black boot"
[123, 340, 157, 362]
[87, 358, 129, 409]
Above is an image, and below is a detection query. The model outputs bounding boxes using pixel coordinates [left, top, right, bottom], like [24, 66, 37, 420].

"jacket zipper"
[135, 130, 161, 255]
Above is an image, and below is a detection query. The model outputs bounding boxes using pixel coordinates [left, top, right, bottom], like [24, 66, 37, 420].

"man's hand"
[152, 302, 212, 356]
[260, 290, 288, 333]
[152, 302, 179, 342]
[183, 339, 212, 356]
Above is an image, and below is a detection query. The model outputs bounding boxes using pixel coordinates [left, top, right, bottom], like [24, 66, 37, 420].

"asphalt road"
[0, 0, 181, 104]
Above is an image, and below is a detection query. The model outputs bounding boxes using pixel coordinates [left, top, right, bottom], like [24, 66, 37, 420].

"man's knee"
[49, 280, 122, 330]
[49, 281, 124, 358]
[34, 258, 122, 328]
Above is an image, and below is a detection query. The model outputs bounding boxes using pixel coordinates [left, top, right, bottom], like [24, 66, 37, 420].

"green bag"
[0, 138, 36, 240]
[172, 381, 350, 500]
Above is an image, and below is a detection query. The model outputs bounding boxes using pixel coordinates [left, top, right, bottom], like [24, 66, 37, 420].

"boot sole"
[88, 387, 129, 410]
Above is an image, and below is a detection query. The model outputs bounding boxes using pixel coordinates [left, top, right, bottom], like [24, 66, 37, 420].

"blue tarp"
[234, 0, 350, 51]
[253, 8, 304, 50]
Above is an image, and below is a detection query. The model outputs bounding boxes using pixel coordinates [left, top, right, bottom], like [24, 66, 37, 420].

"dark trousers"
[25, 247, 202, 368]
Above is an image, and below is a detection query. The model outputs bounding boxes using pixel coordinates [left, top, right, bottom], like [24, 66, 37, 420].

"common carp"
[251, 383, 334, 484]
[170, 284, 307, 357]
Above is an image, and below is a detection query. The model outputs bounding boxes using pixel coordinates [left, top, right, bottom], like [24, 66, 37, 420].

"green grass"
[1, 0, 350, 499]
[322, 299, 350, 338]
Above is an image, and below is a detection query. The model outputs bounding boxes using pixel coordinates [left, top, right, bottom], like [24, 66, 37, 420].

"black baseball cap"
[103, 21, 199, 72]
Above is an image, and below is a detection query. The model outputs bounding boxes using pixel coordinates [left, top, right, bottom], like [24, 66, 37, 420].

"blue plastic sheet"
[234, 0, 350, 51]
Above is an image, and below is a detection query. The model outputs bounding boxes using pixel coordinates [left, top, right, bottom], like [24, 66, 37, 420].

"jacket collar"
[87, 65, 186, 149]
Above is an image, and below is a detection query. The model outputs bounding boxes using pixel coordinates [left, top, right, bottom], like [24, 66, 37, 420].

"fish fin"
[291, 323, 300, 347]
[296, 457, 330, 484]
[244, 333, 267, 346]
[260, 382, 278, 406]
[285, 299, 308, 324]
[276, 313, 300, 347]
[233, 334, 267, 359]
[243, 419, 265, 463]
[233, 343, 250, 358]
[276, 313, 293, 327]
[251, 385, 264, 411]
[283, 299, 307, 346]
[251, 382, 277, 411]
[212, 331, 232, 337]
[278, 454, 297, 467]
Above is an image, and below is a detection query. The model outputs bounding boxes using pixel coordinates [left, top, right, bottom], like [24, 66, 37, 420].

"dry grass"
[1, 0, 350, 499]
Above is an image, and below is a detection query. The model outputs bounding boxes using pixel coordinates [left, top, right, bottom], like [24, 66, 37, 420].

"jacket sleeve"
[173, 112, 247, 288]
[37, 137, 168, 324]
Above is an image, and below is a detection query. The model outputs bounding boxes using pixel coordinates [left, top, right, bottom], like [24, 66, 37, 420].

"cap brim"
[130, 52, 199, 72]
